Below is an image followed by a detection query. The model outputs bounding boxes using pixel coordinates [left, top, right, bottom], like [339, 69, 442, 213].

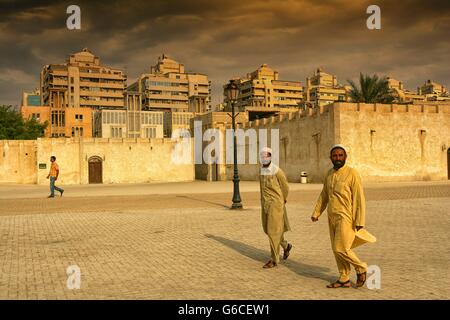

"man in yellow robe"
[259, 147, 292, 268]
[311, 144, 369, 288]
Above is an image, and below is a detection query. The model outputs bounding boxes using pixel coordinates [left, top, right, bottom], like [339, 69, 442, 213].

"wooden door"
[448, 148, 450, 180]
[88, 157, 103, 184]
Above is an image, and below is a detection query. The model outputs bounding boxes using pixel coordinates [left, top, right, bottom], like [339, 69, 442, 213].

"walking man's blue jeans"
[50, 176, 64, 196]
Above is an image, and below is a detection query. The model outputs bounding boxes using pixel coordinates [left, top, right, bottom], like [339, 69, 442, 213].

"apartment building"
[304, 68, 349, 107]
[128, 54, 211, 113]
[419, 80, 450, 102]
[93, 92, 163, 138]
[387, 77, 426, 103]
[21, 88, 92, 138]
[40, 48, 127, 110]
[223, 64, 303, 120]
[387, 78, 450, 103]
[163, 111, 195, 138]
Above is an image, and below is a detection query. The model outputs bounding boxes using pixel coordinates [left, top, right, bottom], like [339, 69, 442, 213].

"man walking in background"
[47, 156, 64, 198]
[259, 147, 292, 269]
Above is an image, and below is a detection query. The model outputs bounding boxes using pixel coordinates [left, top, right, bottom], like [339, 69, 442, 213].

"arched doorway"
[88, 156, 103, 184]
[448, 148, 450, 180]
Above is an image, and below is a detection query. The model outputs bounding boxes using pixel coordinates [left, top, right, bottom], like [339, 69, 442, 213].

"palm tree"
[347, 73, 395, 103]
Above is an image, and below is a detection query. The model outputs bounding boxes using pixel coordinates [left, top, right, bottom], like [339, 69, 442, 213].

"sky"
[0, 0, 449, 107]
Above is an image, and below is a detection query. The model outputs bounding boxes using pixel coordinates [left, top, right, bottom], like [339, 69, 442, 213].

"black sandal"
[326, 280, 351, 288]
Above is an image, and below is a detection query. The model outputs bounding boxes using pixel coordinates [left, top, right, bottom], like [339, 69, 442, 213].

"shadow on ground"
[205, 234, 334, 283]
[176, 195, 230, 209]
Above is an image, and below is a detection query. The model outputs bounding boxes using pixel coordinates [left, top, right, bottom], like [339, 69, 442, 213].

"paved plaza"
[0, 180, 449, 299]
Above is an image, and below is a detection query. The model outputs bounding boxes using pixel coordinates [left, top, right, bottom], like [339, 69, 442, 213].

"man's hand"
[311, 216, 319, 222]
[356, 226, 363, 231]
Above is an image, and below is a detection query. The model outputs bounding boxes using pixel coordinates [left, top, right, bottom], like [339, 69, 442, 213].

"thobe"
[260, 163, 291, 264]
[312, 164, 368, 282]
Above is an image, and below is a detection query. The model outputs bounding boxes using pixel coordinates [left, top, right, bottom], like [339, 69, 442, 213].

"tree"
[347, 73, 395, 103]
[0, 105, 48, 140]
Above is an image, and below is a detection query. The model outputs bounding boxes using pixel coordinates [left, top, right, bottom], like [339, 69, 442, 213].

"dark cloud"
[0, 0, 449, 107]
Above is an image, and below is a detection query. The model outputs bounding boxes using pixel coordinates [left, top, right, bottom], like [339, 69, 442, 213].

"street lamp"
[225, 80, 243, 209]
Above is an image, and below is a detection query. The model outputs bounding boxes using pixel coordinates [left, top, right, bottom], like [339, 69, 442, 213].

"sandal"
[326, 280, 351, 288]
[356, 272, 367, 287]
[263, 260, 277, 269]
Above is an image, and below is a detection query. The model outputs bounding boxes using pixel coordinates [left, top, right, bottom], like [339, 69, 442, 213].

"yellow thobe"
[260, 163, 291, 264]
[312, 164, 368, 282]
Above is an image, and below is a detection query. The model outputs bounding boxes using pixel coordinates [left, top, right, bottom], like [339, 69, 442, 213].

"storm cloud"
[0, 0, 449, 107]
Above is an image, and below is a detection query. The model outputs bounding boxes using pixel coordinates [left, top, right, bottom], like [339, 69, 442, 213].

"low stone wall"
[0, 138, 195, 185]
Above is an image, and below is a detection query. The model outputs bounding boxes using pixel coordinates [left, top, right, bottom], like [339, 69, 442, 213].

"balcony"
[79, 81, 125, 89]
[80, 90, 124, 98]
[79, 71, 125, 80]
[80, 99, 124, 107]
[147, 93, 188, 101]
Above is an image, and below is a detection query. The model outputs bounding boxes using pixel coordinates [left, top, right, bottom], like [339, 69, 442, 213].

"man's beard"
[332, 159, 346, 170]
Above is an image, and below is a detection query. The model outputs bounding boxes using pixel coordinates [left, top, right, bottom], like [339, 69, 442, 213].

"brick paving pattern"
[0, 182, 449, 299]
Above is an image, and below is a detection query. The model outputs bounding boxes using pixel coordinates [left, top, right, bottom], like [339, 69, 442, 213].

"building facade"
[92, 91, 164, 139]
[304, 68, 349, 107]
[21, 88, 92, 138]
[163, 111, 195, 138]
[40, 48, 127, 110]
[93, 110, 164, 139]
[420, 80, 450, 102]
[128, 54, 211, 113]
[195, 102, 450, 183]
[387, 77, 426, 103]
[387, 78, 450, 103]
[223, 64, 303, 120]
[0, 138, 194, 184]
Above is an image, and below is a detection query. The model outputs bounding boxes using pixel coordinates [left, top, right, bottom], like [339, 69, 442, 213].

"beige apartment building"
[163, 112, 195, 138]
[93, 92, 163, 138]
[387, 77, 426, 103]
[304, 68, 349, 107]
[387, 78, 450, 103]
[419, 80, 450, 102]
[40, 48, 127, 110]
[223, 64, 303, 120]
[128, 54, 211, 113]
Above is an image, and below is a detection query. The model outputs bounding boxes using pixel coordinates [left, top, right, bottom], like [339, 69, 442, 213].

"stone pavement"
[0, 181, 449, 299]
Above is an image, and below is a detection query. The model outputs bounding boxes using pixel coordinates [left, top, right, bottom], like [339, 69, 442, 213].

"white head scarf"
[330, 144, 347, 153]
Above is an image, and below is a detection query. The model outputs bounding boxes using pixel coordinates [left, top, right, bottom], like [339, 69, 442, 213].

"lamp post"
[225, 80, 243, 210]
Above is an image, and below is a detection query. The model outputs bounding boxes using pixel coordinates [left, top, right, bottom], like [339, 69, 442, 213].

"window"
[70, 87, 74, 93]
[51, 110, 65, 127]
[71, 126, 83, 137]
[111, 127, 123, 138]
[75, 114, 83, 121]
[144, 127, 157, 138]
[70, 77, 74, 84]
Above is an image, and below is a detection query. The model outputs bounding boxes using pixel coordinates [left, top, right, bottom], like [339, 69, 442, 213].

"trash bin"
[300, 171, 308, 184]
